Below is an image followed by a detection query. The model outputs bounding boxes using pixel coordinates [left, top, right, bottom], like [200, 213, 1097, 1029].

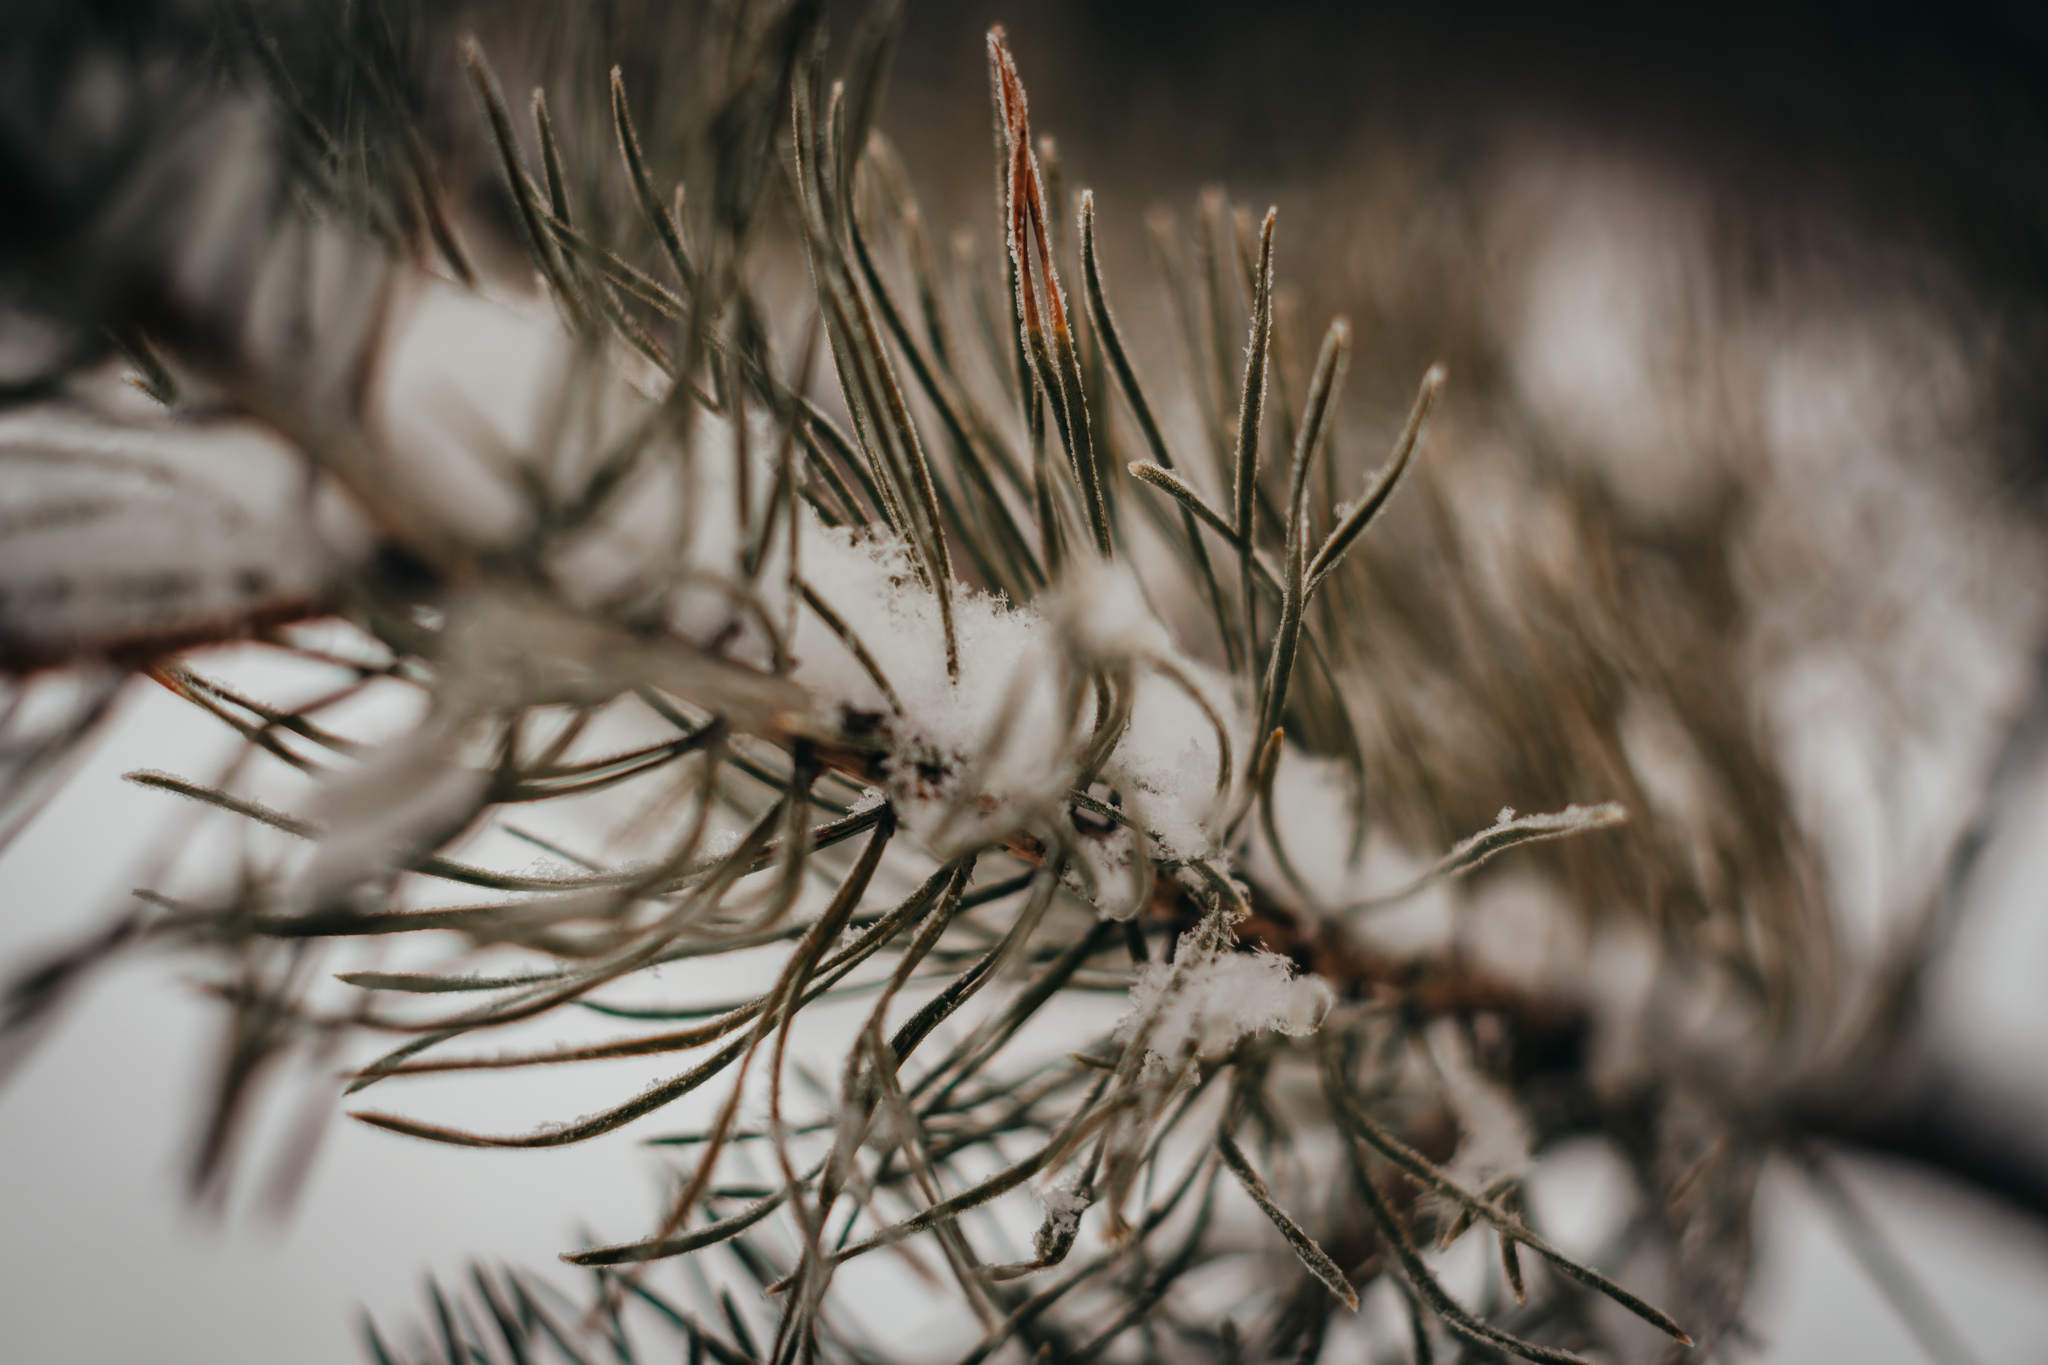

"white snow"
[1031, 1180, 1092, 1254]
[789, 529, 1239, 879]
[1116, 927, 1333, 1064]
[0, 404, 326, 661]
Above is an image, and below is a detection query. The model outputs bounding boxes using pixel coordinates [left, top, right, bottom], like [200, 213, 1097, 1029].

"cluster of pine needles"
[6, 2, 1989, 1363]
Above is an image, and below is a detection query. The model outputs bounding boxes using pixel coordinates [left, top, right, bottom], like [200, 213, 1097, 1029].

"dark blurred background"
[875, 0, 2048, 482]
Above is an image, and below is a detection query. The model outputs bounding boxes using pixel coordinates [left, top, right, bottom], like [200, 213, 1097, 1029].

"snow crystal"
[789, 527, 1242, 881]
[1033, 1181, 1090, 1237]
[791, 527, 1071, 854]
[1061, 808, 1144, 919]
[1030, 1179, 1092, 1259]
[1440, 802, 1628, 874]
[1116, 929, 1333, 1064]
